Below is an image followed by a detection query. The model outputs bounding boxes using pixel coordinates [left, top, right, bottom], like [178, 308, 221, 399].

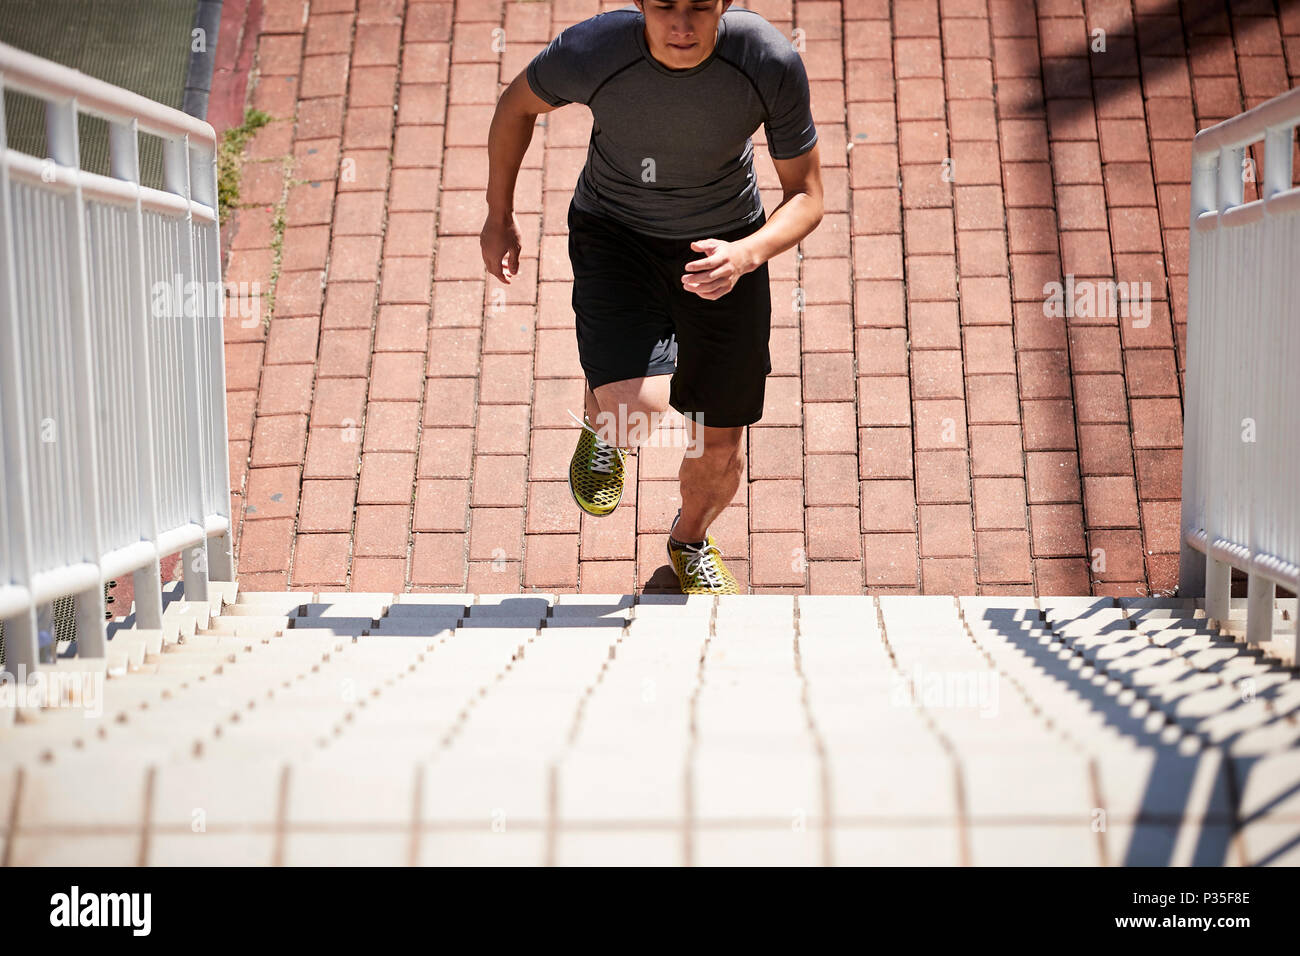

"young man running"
[481, 0, 823, 594]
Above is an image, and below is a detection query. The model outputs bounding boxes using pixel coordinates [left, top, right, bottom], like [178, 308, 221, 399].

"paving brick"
[920, 504, 974, 557]
[747, 480, 803, 534]
[807, 506, 862, 559]
[423, 378, 477, 427]
[958, 276, 1013, 324]
[418, 428, 475, 480]
[410, 533, 465, 586]
[1082, 476, 1141, 528]
[353, 505, 412, 557]
[858, 377, 912, 427]
[292, 533, 351, 585]
[1017, 349, 1071, 400]
[864, 533, 919, 586]
[915, 449, 970, 503]
[471, 456, 528, 507]
[804, 402, 857, 453]
[747, 532, 804, 587]
[358, 452, 416, 504]
[237, 518, 296, 572]
[317, 330, 371, 379]
[861, 480, 917, 533]
[359, 402, 418, 453]
[1021, 400, 1078, 450]
[911, 350, 964, 399]
[917, 554, 975, 593]
[1034, 555, 1090, 593]
[1086, 528, 1146, 581]
[913, 399, 967, 449]
[1029, 503, 1087, 556]
[859, 427, 914, 480]
[973, 477, 1027, 530]
[244, 466, 301, 521]
[908, 301, 961, 349]
[304, 427, 361, 479]
[976, 528, 1033, 584]
[1026, 451, 1082, 503]
[855, 329, 908, 378]
[1130, 398, 1183, 448]
[966, 375, 1021, 425]
[299, 479, 357, 533]
[523, 533, 579, 588]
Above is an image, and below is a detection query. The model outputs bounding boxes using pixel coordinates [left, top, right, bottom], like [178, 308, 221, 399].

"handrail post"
[1201, 147, 1236, 625]
[110, 117, 165, 631]
[1263, 126, 1293, 202]
[1178, 150, 1219, 601]
[1217, 145, 1245, 211]
[196, 138, 234, 584]
[163, 133, 210, 605]
[45, 96, 106, 658]
[1246, 572, 1275, 645]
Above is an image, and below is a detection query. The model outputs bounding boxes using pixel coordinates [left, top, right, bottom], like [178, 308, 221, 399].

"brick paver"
[220, 0, 1300, 595]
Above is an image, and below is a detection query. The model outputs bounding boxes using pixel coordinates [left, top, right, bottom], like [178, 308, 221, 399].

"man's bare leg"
[588, 376, 672, 451]
[674, 421, 744, 542]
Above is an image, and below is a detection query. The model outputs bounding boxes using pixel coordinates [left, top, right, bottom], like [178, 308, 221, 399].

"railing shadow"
[977, 600, 1297, 865]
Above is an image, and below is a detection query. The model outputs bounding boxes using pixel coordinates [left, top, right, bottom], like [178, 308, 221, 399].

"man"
[480, 0, 823, 594]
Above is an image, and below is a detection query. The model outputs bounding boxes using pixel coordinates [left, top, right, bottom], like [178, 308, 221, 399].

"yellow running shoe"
[666, 508, 741, 594]
[567, 409, 628, 517]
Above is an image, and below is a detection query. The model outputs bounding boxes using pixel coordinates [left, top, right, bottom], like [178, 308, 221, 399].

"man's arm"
[681, 143, 824, 300]
[481, 72, 563, 282]
[737, 143, 824, 270]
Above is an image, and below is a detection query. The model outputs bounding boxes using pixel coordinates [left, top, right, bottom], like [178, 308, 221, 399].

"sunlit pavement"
[216, 0, 1300, 597]
[3, 587, 1298, 865]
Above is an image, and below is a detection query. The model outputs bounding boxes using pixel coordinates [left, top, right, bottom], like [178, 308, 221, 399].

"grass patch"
[261, 164, 293, 330]
[217, 107, 272, 225]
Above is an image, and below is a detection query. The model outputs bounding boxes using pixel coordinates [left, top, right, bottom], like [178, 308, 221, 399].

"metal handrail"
[1179, 84, 1300, 647]
[0, 41, 235, 674]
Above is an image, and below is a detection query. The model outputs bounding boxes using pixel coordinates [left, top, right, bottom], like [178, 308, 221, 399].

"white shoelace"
[567, 408, 621, 474]
[670, 508, 725, 589]
[680, 540, 726, 590]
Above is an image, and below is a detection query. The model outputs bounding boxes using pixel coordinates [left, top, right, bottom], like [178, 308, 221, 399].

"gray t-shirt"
[526, 5, 818, 239]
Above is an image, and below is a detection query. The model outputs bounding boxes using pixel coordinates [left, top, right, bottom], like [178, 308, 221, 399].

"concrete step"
[4, 592, 1299, 866]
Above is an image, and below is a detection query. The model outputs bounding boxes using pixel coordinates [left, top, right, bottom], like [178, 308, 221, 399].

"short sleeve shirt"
[526, 5, 818, 239]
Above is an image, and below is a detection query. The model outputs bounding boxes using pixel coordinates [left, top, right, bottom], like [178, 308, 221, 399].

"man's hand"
[480, 213, 522, 283]
[681, 238, 759, 300]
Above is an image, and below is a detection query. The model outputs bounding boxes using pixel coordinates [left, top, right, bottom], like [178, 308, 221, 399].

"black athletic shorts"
[568, 200, 773, 429]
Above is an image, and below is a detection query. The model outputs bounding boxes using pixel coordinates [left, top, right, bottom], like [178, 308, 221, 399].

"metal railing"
[0, 42, 234, 674]
[1180, 85, 1300, 645]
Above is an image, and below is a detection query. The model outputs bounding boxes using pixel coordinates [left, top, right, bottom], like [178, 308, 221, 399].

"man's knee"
[591, 376, 673, 448]
[685, 424, 745, 469]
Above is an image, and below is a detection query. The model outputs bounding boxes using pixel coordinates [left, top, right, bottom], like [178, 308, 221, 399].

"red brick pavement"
[220, 0, 1300, 595]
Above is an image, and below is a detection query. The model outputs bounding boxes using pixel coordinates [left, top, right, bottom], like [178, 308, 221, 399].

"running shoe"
[666, 507, 740, 594]
[567, 408, 628, 517]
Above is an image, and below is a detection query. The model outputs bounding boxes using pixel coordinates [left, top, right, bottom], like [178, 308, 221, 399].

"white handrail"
[1179, 85, 1300, 647]
[0, 41, 234, 674]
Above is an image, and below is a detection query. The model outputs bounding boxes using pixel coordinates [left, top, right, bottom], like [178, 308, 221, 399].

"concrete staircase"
[2, 588, 1299, 866]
